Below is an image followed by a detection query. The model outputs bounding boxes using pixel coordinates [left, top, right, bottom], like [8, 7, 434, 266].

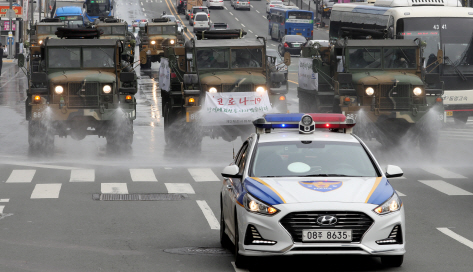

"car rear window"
[193, 8, 208, 13]
[196, 14, 208, 21]
[286, 35, 307, 42]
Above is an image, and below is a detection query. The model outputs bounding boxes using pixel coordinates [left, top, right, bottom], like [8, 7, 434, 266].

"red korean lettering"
[218, 98, 223, 105]
[228, 98, 236, 105]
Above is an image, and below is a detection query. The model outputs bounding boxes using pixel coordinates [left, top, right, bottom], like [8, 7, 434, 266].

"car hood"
[243, 176, 394, 206]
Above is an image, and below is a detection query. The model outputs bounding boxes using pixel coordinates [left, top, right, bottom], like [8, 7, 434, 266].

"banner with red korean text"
[202, 92, 273, 126]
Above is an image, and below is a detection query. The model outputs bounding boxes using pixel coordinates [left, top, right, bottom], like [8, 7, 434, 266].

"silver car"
[231, 0, 250, 10]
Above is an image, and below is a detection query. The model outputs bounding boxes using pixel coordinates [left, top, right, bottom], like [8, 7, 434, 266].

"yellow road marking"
[163, 0, 194, 40]
[288, 80, 298, 85]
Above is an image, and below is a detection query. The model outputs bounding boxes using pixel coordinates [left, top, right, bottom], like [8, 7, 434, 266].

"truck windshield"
[87, 2, 110, 16]
[348, 48, 381, 69]
[37, 26, 56, 34]
[383, 48, 416, 69]
[196, 48, 229, 69]
[231, 48, 263, 68]
[48, 47, 81, 68]
[83, 47, 115, 68]
[148, 26, 176, 35]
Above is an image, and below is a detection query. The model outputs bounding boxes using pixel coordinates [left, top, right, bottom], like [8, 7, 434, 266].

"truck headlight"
[55, 85, 64, 94]
[39, 40, 43, 44]
[208, 87, 217, 93]
[373, 193, 402, 215]
[103, 85, 112, 94]
[151, 40, 156, 45]
[170, 39, 175, 45]
[243, 193, 279, 215]
[256, 86, 266, 93]
[413, 87, 422, 96]
[365, 87, 374, 96]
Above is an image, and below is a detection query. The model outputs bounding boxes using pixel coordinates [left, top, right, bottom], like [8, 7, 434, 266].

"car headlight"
[151, 40, 156, 45]
[208, 87, 217, 93]
[103, 85, 112, 94]
[39, 40, 43, 44]
[256, 86, 266, 93]
[170, 39, 175, 45]
[243, 193, 279, 215]
[55, 85, 64, 94]
[413, 87, 422, 96]
[365, 87, 375, 96]
[373, 193, 402, 215]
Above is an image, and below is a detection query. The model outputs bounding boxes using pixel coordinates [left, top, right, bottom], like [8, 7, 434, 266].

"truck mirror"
[437, 49, 443, 64]
[284, 52, 291, 66]
[184, 27, 187, 32]
[18, 54, 25, 68]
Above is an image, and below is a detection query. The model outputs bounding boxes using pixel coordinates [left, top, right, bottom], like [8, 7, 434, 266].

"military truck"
[298, 39, 444, 151]
[161, 30, 289, 149]
[19, 28, 138, 150]
[95, 18, 136, 64]
[139, 18, 186, 69]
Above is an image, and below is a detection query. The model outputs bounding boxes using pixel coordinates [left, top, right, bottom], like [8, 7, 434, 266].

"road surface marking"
[235, 17, 239, 21]
[229, 12, 233, 15]
[438, 228, 473, 250]
[421, 166, 466, 179]
[256, 10, 260, 13]
[225, 6, 228, 10]
[395, 190, 406, 196]
[241, 24, 245, 27]
[188, 168, 220, 182]
[419, 180, 473, 195]
[0, 199, 9, 203]
[196, 200, 220, 229]
[101, 183, 129, 194]
[130, 169, 158, 182]
[288, 80, 299, 85]
[271, 44, 275, 46]
[142, 8, 145, 11]
[248, 29, 253, 33]
[262, 15, 266, 18]
[6, 170, 35, 183]
[70, 169, 95, 182]
[141, 2, 143, 5]
[0, 206, 4, 214]
[232, 262, 249, 272]
[31, 184, 62, 199]
[165, 183, 195, 194]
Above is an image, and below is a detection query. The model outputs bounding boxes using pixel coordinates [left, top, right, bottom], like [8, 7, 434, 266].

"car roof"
[257, 129, 360, 144]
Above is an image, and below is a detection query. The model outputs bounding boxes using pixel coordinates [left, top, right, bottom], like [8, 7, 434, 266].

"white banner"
[298, 58, 318, 90]
[201, 92, 273, 126]
[159, 57, 170, 91]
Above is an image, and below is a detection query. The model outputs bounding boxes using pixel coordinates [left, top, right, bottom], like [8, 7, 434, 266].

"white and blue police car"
[219, 113, 405, 268]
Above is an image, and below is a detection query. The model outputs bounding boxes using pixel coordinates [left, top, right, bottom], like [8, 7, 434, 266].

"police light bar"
[253, 113, 355, 134]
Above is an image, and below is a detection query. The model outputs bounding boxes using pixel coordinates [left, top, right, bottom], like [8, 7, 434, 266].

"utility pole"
[7, 0, 13, 59]
[39, 0, 42, 21]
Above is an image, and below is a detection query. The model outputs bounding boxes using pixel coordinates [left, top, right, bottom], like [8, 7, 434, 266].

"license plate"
[293, 44, 300, 48]
[296, 33, 302, 35]
[446, 111, 453, 117]
[302, 229, 352, 242]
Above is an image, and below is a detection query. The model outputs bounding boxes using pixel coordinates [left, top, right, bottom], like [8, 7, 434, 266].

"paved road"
[0, 1, 473, 271]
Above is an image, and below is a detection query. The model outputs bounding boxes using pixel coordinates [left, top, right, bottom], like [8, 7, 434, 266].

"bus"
[268, 8, 314, 41]
[329, 0, 473, 124]
[54, 6, 87, 28]
[84, 0, 114, 21]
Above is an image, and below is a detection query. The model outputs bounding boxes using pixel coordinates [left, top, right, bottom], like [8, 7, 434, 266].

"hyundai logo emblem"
[316, 215, 338, 226]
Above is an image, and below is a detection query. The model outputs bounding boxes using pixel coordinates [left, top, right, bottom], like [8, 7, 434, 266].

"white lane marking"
[141, 2, 143, 5]
[262, 15, 266, 18]
[31, 184, 62, 199]
[130, 169, 158, 182]
[142, 8, 145, 11]
[255, 34, 258, 37]
[248, 29, 253, 33]
[235, 17, 239, 21]
[188, 168, 220, 182]
[6, 170, 36, 183]
[395, 190, 406, 196]
[70, 169, 95, 182]
[196, 200, 220, 229]
[241, 24, 246, 27]
[0, 199, 9, 203]
[0, 206, 4, 214]
[256, 10, 260, 13]
[271, 44, 276, 46]
[232, 262, 249, 272]
[229, 12, 233, 15]
[101, 183, 129, 194]
[224, 6, 228, 10]
[419, 180, 473, 196]
[438, 228, 473, 250]
[144, 13, 147, 16]
[165, 183, 195, 194]
[2, 162, 82, 170]
[421, 167, 466, 179]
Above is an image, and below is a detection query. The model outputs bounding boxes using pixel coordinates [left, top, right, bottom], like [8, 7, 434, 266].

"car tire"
[234, 216, 251, 269]
[220, 199, 232, 249]
[381, 255, 404, 267]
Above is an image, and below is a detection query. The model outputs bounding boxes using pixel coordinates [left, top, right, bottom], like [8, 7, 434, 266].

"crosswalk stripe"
[419, 180, 473, 195]
[188, 168, 220, 182]
[6, 170, 36, 183]
[31, 184, 62, 199]
[70, 169, 95, 182]
[0, 206, 4, 214]
[396, 190, 406, 196]
[438, 228, 473, 250]
[421, 167, 467, 179]
[165, 183, 195, 194]
[196, 200, 220, 230]
[0, 199, 9, 203]
[130, 169, 158, 182]
[101, 183, 128, 194]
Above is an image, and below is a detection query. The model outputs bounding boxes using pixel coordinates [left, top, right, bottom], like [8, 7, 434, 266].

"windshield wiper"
[445, 56, 467, 81]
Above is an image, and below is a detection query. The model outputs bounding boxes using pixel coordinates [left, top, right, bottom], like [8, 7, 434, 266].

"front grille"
[221, 83, 254, 92]
[67, 82, 100, 107]
[378, 84, 411, 110]
[280, 211, 374, 243]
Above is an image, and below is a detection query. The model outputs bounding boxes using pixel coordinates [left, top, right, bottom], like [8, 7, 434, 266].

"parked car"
[231, 0, 251, 10]
[193, 12, 211, 32]
[189, 6, 210, 26]
[207, 0, 224, 9]
[209, 22, 230, 30]
[278, 34, 307, 56]
[266, 1, 283, 13]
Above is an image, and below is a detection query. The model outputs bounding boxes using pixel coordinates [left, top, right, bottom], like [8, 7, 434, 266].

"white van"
[193, 12, 210, 33]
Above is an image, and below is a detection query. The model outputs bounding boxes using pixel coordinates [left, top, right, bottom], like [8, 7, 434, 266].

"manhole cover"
[164, 247, 232, 256]
[93, 193, 187, 201]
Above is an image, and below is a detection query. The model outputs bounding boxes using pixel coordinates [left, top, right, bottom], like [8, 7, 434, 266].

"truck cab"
[95, 18, 136, 63]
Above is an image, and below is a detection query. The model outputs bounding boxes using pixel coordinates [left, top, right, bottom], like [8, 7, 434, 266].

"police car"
[219, 113, 405, 268]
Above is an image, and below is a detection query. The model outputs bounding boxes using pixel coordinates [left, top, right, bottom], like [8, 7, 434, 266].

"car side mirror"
[221, 165, 240, 178]
[385, 165, 403, 178]
[18, 54, 25, 68]
[284, 52, 291, 66]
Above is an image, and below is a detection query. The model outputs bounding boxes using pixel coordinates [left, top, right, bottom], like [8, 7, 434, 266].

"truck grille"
[221, 83, 254, 92]
[378, 84, 411, 110]
[67, 82, 100, 107]
[280, 211, 374, 243]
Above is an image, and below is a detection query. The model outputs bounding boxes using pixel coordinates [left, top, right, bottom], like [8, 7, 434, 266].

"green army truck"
[19, 28, 138, 150]
[161, 30, 289, 149]
[298, 39, 444, 151]
[95, 18, 136, 64]
[139, 18, 186, 69]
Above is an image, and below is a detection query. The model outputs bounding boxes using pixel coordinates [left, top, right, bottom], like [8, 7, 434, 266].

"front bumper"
[283, 48, 302, 56]
[236, 202, 405, 257]
[30, 103, 136, 122]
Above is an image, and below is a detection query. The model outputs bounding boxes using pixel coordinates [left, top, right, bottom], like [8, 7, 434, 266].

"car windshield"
[383, 48, 416, 69]
[251, 141, 378, 177]
[83, 47, 115, 68]
[348, 48, 382, 69]
[196, 48, 230, 69]
[48, 47, 81, 68]
[231, 48, 263, 68]
[287, 11, 313, 20]
[286, 35, 307, 42]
